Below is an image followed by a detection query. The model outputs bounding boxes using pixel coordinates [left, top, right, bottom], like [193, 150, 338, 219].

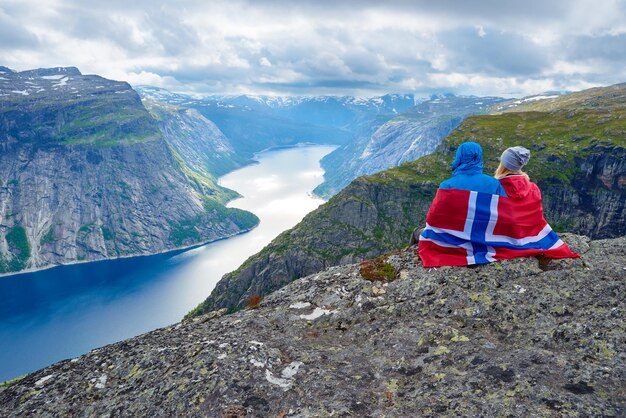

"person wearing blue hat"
[408, 141, 506, 246]
[440, 141, 507, 195]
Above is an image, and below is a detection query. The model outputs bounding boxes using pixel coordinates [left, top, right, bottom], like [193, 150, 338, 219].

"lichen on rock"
[1, 235, 624, 417]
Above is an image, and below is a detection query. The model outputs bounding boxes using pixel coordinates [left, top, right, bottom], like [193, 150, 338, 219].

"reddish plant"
[246, 294, 262, 309]
[359, 257, 397, 282]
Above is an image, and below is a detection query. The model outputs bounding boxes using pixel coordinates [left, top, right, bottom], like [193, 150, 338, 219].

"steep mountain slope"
[136, 87, 417, 159]
[143, 99, 247, 177]
[2, 235, 624, 416]
[314, 95, 505, 197]
[0, 67, 257, 275]
[191, 83, 625, 315]
[138, 87, 506, 199]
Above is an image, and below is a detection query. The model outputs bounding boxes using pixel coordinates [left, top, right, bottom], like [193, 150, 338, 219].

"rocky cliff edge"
[1, 234, 624, 417]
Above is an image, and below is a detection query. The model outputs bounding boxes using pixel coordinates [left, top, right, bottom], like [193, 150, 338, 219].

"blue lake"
[0, 144, 335, 382]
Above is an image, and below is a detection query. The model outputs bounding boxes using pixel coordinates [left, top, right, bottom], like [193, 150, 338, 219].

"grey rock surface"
[1, 234, 624, 417]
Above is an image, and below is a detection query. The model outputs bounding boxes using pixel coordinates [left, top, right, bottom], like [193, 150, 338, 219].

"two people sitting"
[415, 141, 578, 267]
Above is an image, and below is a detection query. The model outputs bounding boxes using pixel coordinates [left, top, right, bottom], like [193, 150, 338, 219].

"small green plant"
[101, 226, 114, 241]
[40, 227, 55, 246]
[359, 256, 397, 281]
[0, 374, 27, 389]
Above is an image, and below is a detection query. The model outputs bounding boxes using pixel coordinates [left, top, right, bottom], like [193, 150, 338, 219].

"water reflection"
[0, 144, 335, 381]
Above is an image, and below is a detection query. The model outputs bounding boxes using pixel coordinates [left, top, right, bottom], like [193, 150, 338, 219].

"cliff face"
[314, 96, 504, 198]
[542, 147, 625, 237]
[143, 99, 248, 177]
[1, 235, 624, 416]
[192, 83, 625, 315]
[191, 175, 437, 314]
[0, 67, 257, 274]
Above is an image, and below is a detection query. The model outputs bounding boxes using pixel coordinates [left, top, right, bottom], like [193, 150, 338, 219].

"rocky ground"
[1, 234, 624, 417]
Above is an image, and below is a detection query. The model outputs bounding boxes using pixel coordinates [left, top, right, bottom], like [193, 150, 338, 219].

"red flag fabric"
[418, 177, 579, 268]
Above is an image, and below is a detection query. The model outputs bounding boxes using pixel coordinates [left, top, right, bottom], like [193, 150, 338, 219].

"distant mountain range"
[136, 86, 419, 159]
[136, 86, 505, 197]
[314, 95, 505, 197]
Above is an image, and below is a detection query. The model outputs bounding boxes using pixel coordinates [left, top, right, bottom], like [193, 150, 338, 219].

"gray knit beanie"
[500, 146, 530, 171]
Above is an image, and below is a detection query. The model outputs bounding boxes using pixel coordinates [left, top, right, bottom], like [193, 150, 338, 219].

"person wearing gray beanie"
[495, 146, 531, 179]
[501, 146, 530, 171]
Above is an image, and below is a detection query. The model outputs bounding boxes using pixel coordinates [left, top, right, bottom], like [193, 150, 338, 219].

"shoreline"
[1, 143, 337, 280]
[218, 142, 337, 186]
[0, 224, 259, 280]
[253, 141, 336, 157]
[0, 143, 336, 383]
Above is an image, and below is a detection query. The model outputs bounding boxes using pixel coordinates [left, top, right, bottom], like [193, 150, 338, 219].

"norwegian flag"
[418, 188, 579, 267]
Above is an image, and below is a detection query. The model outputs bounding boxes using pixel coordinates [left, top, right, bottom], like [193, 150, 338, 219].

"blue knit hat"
[500, 146, 530, 171]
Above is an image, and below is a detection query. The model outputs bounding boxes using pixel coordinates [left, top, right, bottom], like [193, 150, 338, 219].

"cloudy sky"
[2, 0, 626, 97]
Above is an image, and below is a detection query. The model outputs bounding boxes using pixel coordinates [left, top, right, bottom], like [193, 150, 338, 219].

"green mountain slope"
[190, 83, 626, 316]
[314, 95, 505, 198]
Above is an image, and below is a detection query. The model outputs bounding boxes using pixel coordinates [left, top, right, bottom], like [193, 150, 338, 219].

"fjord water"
[0, 145, 335, 382]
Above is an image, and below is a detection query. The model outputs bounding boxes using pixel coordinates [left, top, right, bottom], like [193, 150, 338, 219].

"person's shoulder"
[480, 173, 505, 187]
[439, 177, 454, 188]
[504, 174, 537, 187]
[528, 179, 541, 194]
[518, 177, 541, 199]
[482, 174, 508, 196]
[480, 173, 500, 183]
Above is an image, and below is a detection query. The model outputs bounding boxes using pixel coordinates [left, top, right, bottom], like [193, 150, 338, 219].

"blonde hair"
[494, 163, 529, 180]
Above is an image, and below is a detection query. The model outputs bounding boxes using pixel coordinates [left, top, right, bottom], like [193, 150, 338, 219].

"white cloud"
[545, 60, 595, 76]
[124, 71, 181, 88]
[0, 0, 625, 97]
[427, 72, 556, 97]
